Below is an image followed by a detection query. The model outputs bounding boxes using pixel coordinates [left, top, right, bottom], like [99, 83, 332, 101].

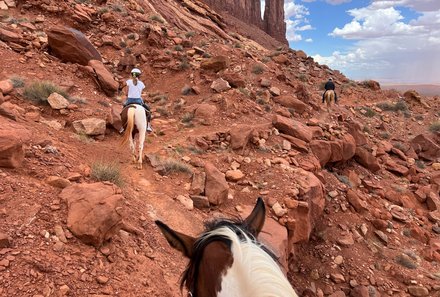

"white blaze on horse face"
[206, 227, 298, 297]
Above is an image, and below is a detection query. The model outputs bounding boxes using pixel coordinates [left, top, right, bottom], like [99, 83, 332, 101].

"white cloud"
[331, 7, 424, 39]
[316, 2, 440, 83]
[284, 1, 314, 42]
[325, 0, 351, 5]
[371, 0, 440, 11]
[305, 38, 313, 42]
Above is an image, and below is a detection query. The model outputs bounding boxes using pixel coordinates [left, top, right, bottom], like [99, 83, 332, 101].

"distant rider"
[120, 68, 153, 133]
[322, 77, 338, 104]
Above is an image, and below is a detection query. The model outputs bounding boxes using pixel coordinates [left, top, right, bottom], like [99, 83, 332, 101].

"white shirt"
[126, 79, 145, 98]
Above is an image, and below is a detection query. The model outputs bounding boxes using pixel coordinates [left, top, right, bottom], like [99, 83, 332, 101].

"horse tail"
[121, 107, 135, 146]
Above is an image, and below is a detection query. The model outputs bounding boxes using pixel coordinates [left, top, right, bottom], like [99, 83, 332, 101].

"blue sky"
[264, 0, 440, 84]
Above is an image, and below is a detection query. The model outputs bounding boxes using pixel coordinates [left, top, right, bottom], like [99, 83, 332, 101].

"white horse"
[121, 105, 147, 169]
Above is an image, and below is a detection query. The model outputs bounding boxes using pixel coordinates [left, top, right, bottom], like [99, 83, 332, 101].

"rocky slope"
[1, 1, 440, 297]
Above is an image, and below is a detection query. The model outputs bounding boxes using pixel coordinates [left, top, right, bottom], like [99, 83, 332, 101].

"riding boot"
[147, 122, 153, 133]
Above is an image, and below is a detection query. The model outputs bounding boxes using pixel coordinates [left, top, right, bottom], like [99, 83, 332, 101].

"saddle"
[120, 104, 150, 131]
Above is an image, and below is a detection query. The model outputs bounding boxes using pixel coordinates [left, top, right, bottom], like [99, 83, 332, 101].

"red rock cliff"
[201, 0, 287, 44]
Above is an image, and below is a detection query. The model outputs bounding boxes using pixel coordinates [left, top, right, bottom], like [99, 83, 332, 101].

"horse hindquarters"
[134, 106, 147, 169]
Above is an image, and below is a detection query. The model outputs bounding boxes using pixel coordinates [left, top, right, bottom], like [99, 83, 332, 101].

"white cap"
[131, 68, 141, 74]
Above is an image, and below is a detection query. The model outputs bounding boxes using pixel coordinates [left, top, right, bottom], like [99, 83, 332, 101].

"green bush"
[23, 81, 68, 103]
[91, 161, 124, 187]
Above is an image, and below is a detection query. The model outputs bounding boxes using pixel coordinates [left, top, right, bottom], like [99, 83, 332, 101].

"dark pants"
[322, 90, 337, 103]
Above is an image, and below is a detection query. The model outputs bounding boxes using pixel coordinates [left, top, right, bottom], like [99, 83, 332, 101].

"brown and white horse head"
[155, 198, 298, 297]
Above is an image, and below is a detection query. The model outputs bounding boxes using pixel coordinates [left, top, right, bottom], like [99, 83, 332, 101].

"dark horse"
[155, 198, 298, 297]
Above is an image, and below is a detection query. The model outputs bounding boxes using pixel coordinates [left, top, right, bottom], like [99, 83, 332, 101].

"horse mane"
[180, 218, 280, 296]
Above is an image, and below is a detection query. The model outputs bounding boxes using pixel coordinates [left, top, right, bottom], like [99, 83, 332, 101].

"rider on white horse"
[120, 68, 153, 133]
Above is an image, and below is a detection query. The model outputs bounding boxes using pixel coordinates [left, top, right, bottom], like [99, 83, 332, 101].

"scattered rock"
[211, 78, 231, 93]
[176, 195, 194, 210]
[46, 176, 71, 189]
[97, 276, 109, 285]
[225, 169, 244, 182]
[72, 118, 106, 136]
[407, 285, 429, 297]
[47, 93, 70, 110]
[201, 56, 229, 72]
[190, 195, 210, 209]
[47, 26, 101, 65]
[0, 232, 11, 248]
[204, 162, 229, 206]
[59, 182, 124, 247]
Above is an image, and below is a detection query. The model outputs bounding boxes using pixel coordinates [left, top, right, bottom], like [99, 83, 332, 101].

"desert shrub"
[379, 132, 390, 139]
[429, 121, 440, 133]
[156, 107, 169, 117]
[179, 58, 190, 70]
[127, 33, 136, 40]
[188, 146, 204, 154]
[151, 93, 168, 103]
[75, 132, 94, 143]
[91, 161, 124, 186]
[119, 40, 127, 48]
[111, 4, 124, 12]
[70, 97, 88, 105]
[181, 112, 194, 123]
[256, 98, 266, 105]
[149, 14, 164, 23]
[10, 76, 25, 88]
[376, 100, 408, 112]
[234, 42, 242, 48]
[23, 81, 68, 103]
[297, 74, 308, 82]
[238, 87, 250, 97]
[185, 31, 196, 38]
[335, 174, 352, 187]
[395, 253, 418, 269]
[97, 7, 109, 15]
[174, 45, 183, 52]
[415, 159, 426, 169]
[150, 155, 192, 175]
[251, 64, 265, 75]
[362, 107, 376, 118]
[376, 102, 394, 111]
[393, 142, 406, 151]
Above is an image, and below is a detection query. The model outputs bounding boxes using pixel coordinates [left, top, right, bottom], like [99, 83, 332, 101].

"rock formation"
[201, 0, 287, 44]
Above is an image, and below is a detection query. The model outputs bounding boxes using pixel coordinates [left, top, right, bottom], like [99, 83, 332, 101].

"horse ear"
[155, 220, 196, 258]
[244, 197, 266, 237]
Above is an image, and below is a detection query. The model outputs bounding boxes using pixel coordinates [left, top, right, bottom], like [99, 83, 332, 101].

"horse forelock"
[181, 219, 287, 297]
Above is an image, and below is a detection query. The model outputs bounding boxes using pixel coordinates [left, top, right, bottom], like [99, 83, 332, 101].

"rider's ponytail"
[132, 73, 138, 86]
